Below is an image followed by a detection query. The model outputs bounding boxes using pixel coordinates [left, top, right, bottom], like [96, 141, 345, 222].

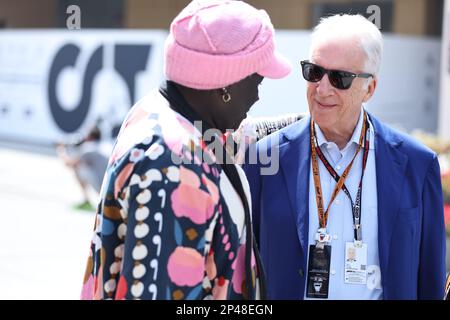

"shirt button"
[333, 234, 338, 240]
[331, 270, 336, 275]
[335, 199, 341, 205]
[298, 269, 304, 277]
[336, 165, 341, 170]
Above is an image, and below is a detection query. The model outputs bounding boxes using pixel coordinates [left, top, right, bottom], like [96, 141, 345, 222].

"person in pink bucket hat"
[81, 0, 291, 300]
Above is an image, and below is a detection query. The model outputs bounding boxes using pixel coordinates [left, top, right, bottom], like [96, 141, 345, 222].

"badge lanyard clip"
[315, 228, 331, 249]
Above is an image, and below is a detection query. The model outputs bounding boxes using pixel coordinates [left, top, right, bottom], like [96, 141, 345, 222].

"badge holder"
[306, 228, 332, 299]
[344, 239, 368, 285]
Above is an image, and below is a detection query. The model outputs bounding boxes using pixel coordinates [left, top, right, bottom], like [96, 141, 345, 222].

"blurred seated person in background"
[56, 125, 109, 211]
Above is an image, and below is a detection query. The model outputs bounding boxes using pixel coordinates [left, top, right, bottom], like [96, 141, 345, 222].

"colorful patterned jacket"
[81, 88, 259, 300]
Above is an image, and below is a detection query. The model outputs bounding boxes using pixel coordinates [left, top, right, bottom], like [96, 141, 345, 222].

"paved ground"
[0, 145, 95, 299]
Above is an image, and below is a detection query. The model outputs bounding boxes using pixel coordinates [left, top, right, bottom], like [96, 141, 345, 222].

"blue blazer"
[243, 113, 446, 300]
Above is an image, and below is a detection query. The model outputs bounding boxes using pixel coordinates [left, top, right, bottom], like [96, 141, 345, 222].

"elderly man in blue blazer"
[243, 14, 446, 300]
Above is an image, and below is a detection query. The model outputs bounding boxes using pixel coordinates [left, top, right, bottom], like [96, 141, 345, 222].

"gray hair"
[309, 14, 383, 78]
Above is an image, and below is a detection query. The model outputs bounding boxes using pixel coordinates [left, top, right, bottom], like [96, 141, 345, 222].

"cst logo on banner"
[48, 43, 151, 134]
[0, 31, 166, 146]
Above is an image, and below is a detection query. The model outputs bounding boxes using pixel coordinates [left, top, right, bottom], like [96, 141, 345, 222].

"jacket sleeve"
[418, 154, 446, 299]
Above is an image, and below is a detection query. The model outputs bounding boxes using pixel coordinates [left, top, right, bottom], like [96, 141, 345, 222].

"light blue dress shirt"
[305, 109, 383, 300]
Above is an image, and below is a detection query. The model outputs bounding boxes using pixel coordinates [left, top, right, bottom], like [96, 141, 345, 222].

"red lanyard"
[310, 113, 370, 241]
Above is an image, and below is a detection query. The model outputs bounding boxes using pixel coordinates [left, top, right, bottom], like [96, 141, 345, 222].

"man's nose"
[316, 73, 334, 96]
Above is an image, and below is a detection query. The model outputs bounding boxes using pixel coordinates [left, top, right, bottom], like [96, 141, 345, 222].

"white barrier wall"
[0, 29, 442, 146]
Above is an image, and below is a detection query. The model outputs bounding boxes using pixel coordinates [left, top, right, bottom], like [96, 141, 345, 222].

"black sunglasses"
[300, 60, 373, 90]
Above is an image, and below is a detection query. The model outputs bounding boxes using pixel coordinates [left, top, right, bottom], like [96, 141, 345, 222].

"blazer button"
[298, 269, 304, 277]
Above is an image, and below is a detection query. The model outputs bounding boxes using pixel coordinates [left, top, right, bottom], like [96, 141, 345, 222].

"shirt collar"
[314, 108, 375, 151]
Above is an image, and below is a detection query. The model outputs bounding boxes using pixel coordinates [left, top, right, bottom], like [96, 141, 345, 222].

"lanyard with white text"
[310, 113, 369, 242]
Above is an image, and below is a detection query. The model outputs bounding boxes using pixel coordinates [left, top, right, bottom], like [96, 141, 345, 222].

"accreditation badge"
[344, 241, 367, 285]
[306, 244, 331, 298]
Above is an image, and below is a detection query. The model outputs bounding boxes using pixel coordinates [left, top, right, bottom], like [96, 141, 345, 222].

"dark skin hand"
[175, 73, 264, 133]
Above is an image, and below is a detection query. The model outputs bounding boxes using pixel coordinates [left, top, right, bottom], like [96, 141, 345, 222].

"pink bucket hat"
[164, 0, 292, 90]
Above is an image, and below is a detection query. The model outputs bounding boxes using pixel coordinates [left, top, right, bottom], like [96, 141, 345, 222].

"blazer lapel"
[372, 116, 408, 277]
[279, 119, 311, 255]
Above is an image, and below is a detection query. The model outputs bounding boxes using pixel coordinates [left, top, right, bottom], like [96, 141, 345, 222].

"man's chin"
[312, 104, 337, 119]
[311, 112, 333, 128]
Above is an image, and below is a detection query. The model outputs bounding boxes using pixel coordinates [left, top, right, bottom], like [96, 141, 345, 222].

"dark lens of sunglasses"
[304, 64, 323, 82]
[329, 71, 354, 90]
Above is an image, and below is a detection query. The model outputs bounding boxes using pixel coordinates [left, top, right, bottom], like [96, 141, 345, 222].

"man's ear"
[363, 78, 377, 103]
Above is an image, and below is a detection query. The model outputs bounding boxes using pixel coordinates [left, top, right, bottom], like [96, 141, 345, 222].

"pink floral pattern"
[167, 247, 205, 286]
